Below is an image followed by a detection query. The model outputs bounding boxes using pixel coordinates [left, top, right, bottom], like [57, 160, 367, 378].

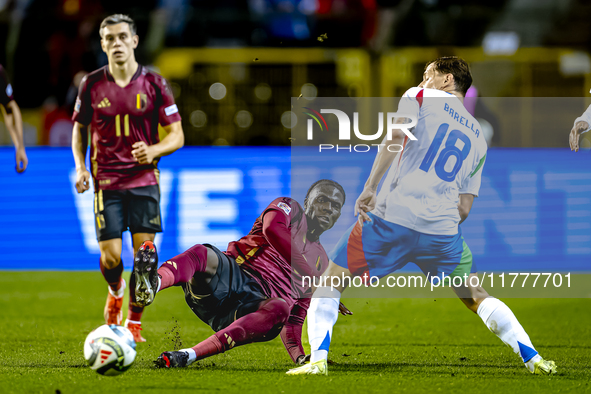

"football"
[83, 324, 137, 376]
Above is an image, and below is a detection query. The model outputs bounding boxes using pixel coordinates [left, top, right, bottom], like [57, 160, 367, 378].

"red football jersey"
[225, 197, 328, 307]
[72, 65, 182, 190]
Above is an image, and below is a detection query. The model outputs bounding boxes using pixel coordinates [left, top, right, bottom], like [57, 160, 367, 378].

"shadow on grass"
[7, 363, 88, 368]
[132, 386, 221, 391]
[332, 362, 516, 370]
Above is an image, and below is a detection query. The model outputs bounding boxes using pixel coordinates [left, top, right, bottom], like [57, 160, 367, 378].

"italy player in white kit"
[287, 57, 557, 376]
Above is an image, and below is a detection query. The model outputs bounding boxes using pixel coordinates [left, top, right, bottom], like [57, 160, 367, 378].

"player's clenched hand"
[354, 187, 376, 224]
[15, 148, 27, 173]
[75, 169, 91, 193]
[131, 141, 155, 164]
[570, 121, 588, 152]
[339, 302, 353, 316]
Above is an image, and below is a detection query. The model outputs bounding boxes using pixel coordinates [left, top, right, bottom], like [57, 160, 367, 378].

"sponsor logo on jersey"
[97, 97, 111, 108]
[75, 98, 81, 112]
[277, 202, 291, 215]
[6, 83, 13, 97]
[164, 104, 178, 116]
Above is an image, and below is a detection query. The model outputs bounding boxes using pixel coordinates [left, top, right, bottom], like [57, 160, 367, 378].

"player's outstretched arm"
[1, 100, 27, 173]
[72, 121, 90, 193]
[354, 188, 378, 224]
[570, 104, 591, 152]
[131, 121, 184, 164]
[458, 193, 475, 224]
[280, 299, 309, 364]
[281, 298, 348, 365]
[570, 120, 588, 152]
[355, 126, 406, 223]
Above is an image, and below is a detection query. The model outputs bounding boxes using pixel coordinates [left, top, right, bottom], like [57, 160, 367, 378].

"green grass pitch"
[1, 272, 589, 394]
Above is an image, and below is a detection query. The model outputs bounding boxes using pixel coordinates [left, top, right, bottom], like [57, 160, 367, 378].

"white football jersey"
[574, 104, 591, 133]
[374, 87, 488, 235]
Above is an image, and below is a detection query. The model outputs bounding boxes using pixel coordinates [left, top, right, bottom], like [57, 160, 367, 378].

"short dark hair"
[99, 14, 137, 38]
[427, 56, 472, 96]
[305, 179, 346, 204]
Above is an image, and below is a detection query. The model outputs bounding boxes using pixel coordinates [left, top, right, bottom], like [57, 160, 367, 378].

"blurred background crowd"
[1, 0, 591, 148]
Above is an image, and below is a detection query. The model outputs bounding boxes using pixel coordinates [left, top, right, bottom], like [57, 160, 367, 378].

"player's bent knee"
[183, 243, 209, 260]
[203, 246, 219, 276]
[261, 298, 290, 325]
[264, 301, 290, 341]
[100, 250, 121, 269]
[99, 240, 122, 269]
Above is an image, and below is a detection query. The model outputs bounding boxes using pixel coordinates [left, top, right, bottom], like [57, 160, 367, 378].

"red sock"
[100, 260, 123, 292]
[190, 299, 290, 361]
[191, 336, 224, 361]
[158, 265, 175, 290]
[157, 244, 208, 290]
[127, 305, 143, 322]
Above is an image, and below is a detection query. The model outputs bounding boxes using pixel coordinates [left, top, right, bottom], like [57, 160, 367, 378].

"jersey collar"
[104, 64, 143, 83]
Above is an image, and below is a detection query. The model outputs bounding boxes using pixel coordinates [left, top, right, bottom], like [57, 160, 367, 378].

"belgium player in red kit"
[71, 14, 184, 342]
[131, 180, 349, 367]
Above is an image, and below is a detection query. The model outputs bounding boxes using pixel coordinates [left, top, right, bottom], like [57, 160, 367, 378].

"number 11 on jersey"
[115, 114, 130, 137]
[419, 123, 471, 182]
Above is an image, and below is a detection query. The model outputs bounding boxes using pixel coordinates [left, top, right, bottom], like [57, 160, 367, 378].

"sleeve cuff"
[574, 116, 591, 133]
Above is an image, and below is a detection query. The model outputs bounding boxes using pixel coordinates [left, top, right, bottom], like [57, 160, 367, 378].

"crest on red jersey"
[136, 93, 148, 110]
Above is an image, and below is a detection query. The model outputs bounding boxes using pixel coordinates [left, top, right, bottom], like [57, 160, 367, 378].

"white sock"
[180, 348, 197, 365]
[108, 278, 126, 298]
[477, 297, 541, 372]
[308, 287, 341, 363]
